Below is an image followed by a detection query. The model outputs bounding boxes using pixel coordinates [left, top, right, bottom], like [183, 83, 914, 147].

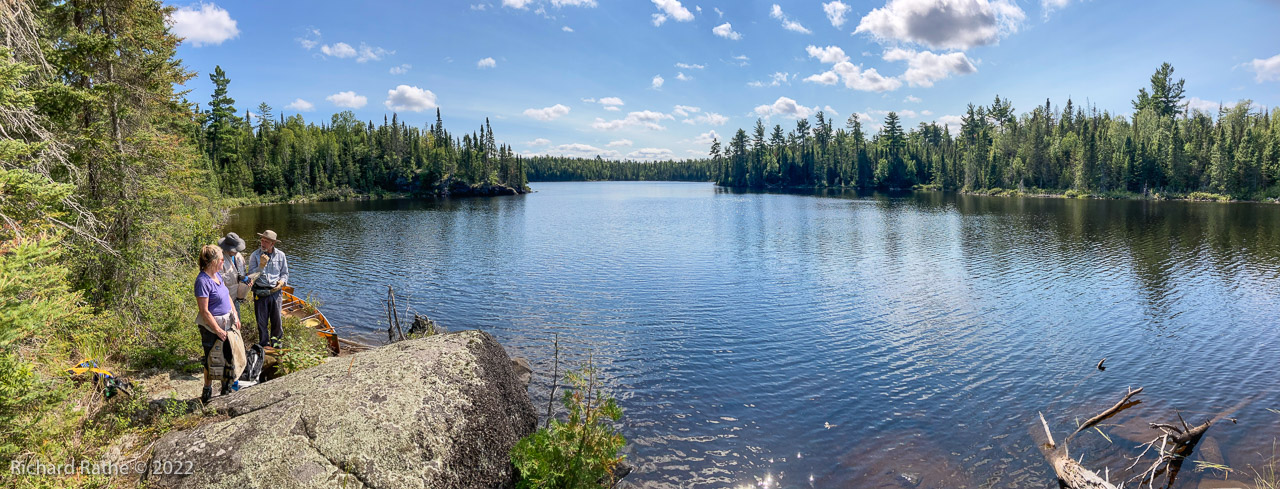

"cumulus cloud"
[1247, 53, 1280, 83]
[676, 72, 693, 81]
[713, 22, 742, 40]
[823, 1, 852, 28]
[770, 4, 811, 34]
[628, 148, 676, 160]
[384, 86, 437, 112]
[672, 105, 700, 117]
[326, 91, 367, 108]
[694, 129, 721, 145]
[389, 64, 411, 75]
[683, 112, 729, 125]
[563, 26, 574, 32]
[804, 45, 902, 92]
[606, 139, 634, 147]
[592, 110, 674, 131]
[477, 57, 497, 69]
[854, 0, 1026, 50]
[754, 96, 819, 120]
[503, 0, 534, 8]
[357, 43, 393, 63]
[321, 42, 356, 58]
[651, 0, 694, 26]
[1183, 97, 1226, 115]
[532, 143, 620, 159]
[285, 98, 315, 112]
[523, 103, 571, 121]
[937, 114, 964, 134]
[883, 48, 976, 87]
[676, 62, 706, 70]
[599, 97, 624, 107]
[652, 75, 665, 89]
[527, 138, 552, 146]
[748, 72, 792, 88]
[167, 3, 239, 47]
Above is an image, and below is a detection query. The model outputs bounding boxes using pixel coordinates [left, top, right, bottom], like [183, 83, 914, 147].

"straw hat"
[218, 232, 246, 253]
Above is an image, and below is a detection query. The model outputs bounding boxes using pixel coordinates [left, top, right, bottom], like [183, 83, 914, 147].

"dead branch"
[1069, 386, 1143, 440]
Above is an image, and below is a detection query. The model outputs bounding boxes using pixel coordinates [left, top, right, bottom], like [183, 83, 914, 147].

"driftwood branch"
[1069, 386, 1143, 440]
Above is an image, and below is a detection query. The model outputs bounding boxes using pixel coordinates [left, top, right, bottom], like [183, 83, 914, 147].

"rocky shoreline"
[144, 330, 535, 489]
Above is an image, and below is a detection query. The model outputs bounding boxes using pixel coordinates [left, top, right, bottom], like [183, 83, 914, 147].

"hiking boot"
[201, 386, 212, 404]
[219, 381, 232, 396]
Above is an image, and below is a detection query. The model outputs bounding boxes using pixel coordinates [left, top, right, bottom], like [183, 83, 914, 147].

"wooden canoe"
[280, 286, 341, 355]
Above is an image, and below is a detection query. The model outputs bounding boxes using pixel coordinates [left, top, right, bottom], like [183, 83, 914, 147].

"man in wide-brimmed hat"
[217, 232, 248, 302]
[245, 230, 289, 347]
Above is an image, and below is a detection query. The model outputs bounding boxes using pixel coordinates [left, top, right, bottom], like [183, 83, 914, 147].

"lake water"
[227, 181, 1280, 488]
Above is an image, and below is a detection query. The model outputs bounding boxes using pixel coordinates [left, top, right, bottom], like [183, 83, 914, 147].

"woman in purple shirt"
[195, 244, 242, 403]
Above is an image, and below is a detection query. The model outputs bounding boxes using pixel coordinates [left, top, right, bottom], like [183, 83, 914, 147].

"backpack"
[240, 343, 265, 384]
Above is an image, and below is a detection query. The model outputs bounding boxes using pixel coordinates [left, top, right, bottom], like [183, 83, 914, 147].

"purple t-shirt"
[194, 271, 233, 316]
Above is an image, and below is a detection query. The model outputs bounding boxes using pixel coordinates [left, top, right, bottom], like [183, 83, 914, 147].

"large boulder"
[145, 330, 536, 489]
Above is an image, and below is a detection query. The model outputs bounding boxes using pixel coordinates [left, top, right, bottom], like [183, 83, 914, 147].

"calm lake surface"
[227, 181, 1280, 488]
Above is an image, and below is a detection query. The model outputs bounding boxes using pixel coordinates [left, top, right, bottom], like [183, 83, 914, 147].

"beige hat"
[256, 230, 279, 242]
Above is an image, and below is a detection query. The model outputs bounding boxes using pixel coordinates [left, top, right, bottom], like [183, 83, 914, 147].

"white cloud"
[652, 74, 665, 89]
[905, 95, 922, 102]
[754, 96, 819, 120]
[532, 143, 621, 159]
[523, 103, 571, 121]
[592, 110, 674, 131]
[804, 71, 840, 85]
[503, 0, 534, 8]
[652, 0, 695, 25]
[805, 45, 902, 92]
[854, 0, 1026, 50]
[551, 0, 597, 6]
[628, 148, 676, 160]
[883, 48, 976, 87]
[528, 138, 552, 146]
[749, 72, 792, 88]
[326, 91, 367, 108]
[806, 45, 850, 64]
[321, 42, 356, 58]
[683, 112, 729, 125]
[389, 64, 411, 75]
[694, 129, 721, 145]
[471, 3, 490, 10]
[285, 98, 315, 112]
[477, 57, 497, 69]
[921, 109, 933, 116]
[823, 105, 840, 116]
[673, 105, 700, 117]
[606, 139, 634, 147]
[1041, 0, 1071, 16]
[714, 7, 724, 18]
[167, 3, 239, 47]
[676, 72, 693, 81]
[713, 22, 742, 40]
[357, 43, 392, 63]
[1183, 97, 1226, 115]
[676, 62, 706, 70]
[604, 106, 621, 112]
[563, 26, 574, 32]
[599, 97, 624, 107]
[770, 4, 811, 34]
[1247, 53, 1280, 83]
[295, 28, 321, 50]
[384, 85, 437, 112]
[823, 1, 852, 28]
[732, 54, 751, 66]
[937, 114, 964, 134]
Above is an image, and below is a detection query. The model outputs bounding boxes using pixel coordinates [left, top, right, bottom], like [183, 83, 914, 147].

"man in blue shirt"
[245, 230, 288, 347]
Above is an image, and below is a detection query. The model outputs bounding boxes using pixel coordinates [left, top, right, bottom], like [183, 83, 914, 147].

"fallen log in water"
[1037, 386, 1222, 489]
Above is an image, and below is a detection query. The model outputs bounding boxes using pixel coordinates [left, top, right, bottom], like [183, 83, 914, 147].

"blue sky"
[168, 0, 1280, 161]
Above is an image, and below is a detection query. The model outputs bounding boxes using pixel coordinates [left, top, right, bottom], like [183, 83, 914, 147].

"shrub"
[512, 364, 626, 489]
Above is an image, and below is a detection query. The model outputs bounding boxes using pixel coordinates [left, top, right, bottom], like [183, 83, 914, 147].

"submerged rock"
[145, 329, 536, 489]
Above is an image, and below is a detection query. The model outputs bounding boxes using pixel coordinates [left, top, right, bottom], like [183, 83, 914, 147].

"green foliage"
[512, 365, 626, 489]
[524, 156, 711, 182]
[274, 316, 328, 375]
